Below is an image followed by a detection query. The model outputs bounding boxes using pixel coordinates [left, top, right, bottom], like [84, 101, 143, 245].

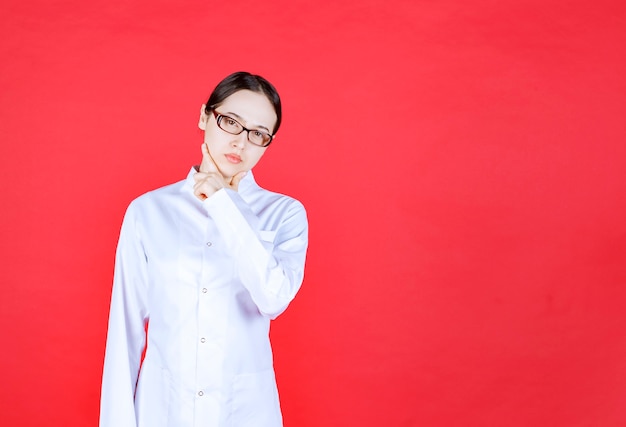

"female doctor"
[100, 71, 308, 427]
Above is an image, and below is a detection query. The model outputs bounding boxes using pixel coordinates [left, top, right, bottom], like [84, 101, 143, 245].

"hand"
[193, 143, 247, 200]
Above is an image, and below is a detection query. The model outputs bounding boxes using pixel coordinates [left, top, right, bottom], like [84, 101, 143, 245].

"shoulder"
[245, 180, 307, 217]
[125, 178, 187, 215]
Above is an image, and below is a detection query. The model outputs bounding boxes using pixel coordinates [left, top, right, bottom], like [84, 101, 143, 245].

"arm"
[204, 189, 308, 319]
[100, 202, 149, 427]
[192, 143, 308, 318]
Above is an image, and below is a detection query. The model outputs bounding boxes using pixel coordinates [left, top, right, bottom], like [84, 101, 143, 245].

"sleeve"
[203, 188, 308, 319]
[99, 202, 149, 427]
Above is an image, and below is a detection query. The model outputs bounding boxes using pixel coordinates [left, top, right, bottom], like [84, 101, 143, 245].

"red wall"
[1, 1, 625, 426]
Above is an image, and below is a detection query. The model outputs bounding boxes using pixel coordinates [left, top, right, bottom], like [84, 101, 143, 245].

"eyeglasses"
[209, 109, 274, 147]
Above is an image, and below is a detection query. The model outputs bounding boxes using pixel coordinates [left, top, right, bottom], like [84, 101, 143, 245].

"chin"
[221, 164, 245, 179]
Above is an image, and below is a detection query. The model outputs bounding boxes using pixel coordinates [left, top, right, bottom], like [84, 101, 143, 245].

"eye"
[226, 118, 237, 126]
[249, 130, 270, 145]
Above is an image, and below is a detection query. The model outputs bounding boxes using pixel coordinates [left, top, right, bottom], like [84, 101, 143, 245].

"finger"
[193, 184, 207, 201]
[199, 143, 220, 174]
[194, 171, 221, 181]
[229, 171, 248, 191]
[199, 143, 211, 173]
[194, 179, 213, 200]
[193, 173, 225, 199]
[195, 171, 226, 190]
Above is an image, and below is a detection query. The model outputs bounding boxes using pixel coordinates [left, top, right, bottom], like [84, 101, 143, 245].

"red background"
[1, 1, 625, 426]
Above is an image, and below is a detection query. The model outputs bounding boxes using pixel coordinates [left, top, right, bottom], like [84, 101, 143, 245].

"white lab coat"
[100, 167, 308, 427]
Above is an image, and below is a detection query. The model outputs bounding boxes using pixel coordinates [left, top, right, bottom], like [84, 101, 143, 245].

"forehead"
[218, 90, 277, 130]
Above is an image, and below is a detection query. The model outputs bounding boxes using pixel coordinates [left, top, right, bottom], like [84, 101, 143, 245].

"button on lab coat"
[100, 168, 308, 427]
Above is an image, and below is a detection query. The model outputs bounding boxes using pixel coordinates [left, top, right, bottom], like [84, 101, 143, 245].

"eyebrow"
[224, 111, 271, 133]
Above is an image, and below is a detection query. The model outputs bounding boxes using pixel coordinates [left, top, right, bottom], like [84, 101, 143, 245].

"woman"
[100, 71, 308, 427]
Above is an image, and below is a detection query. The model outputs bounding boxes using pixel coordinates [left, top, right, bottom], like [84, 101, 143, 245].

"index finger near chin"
[199, 143, 218, 173]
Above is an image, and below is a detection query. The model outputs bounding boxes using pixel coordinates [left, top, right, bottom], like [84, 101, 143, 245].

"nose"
[231, 131, 248, 149]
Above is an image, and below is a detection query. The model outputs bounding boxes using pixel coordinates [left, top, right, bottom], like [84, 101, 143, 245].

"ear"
[198, 104, 209, 130]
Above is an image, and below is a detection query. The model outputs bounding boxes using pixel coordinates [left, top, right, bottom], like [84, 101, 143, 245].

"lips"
[225, 153, 242, 164]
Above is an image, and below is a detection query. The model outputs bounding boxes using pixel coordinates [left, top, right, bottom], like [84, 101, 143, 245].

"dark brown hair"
[206, 71, 282, 134]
